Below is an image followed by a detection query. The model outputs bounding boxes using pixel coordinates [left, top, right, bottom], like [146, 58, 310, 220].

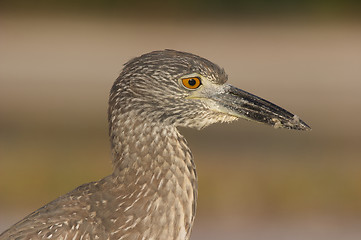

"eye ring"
[181, 77, 202, 89]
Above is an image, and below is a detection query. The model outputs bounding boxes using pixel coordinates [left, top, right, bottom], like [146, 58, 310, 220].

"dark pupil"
[188, 79, 196, 86]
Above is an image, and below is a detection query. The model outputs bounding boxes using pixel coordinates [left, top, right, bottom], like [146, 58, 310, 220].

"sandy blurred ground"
[1, 13, 361, 239]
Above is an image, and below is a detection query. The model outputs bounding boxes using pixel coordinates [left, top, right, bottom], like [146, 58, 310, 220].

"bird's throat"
[108, 111, 197, 239]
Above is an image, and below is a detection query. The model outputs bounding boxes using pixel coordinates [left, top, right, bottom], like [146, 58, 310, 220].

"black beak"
[211, 84, 311, 131]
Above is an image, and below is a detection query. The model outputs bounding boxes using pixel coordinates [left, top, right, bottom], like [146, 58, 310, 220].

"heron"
[0, 50, 310, 240]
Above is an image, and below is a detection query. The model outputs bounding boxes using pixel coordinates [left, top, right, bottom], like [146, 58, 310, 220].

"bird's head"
[110, 50, 310, 131]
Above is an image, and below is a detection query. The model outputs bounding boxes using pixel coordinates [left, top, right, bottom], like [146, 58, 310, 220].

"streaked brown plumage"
[0, 50, 310, 240]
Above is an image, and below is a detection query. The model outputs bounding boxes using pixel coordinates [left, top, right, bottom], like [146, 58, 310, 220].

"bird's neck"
[108, 110, 197, 239]
[109, 111, 192, 173]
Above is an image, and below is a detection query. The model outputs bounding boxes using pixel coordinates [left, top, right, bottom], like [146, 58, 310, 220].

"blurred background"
[1, 0, 361, 239]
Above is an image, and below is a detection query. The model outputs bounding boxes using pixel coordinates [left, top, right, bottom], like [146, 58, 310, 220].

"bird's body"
[0, 50, 310, 240]
[1, 125, 195, 240]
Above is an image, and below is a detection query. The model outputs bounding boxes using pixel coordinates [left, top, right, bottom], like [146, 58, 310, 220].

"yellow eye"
[181, 77, 202, 89]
